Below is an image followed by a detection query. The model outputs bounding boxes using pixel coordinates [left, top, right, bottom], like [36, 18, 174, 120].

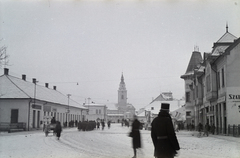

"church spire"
[121, 72, 125, 84]
[226, 22, 228, 33]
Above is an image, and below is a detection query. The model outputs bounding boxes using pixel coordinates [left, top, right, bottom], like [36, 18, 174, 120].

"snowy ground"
[0, 123, 240, 158]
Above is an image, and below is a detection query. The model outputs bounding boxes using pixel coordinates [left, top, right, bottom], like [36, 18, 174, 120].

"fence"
[228, 124, 240, 137]
[0, 122, 26, 132]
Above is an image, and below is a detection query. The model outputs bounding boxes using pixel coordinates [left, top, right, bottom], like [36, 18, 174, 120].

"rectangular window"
[151, 107, 154, 110]
[99, 110, 101, 114]
[217, 71, 221, 89]
[222, 68, 225, 87]
[96, 109, 98, 114]
[206, 75, 211, 92]
[186, 111, 191, 116]
[186, 92, 190, 102]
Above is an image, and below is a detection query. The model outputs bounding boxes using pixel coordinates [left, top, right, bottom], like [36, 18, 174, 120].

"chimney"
[53, 86, 56, 90]
[32, 78, 37, 84]
[22, 74, 26, 81]
[4, 68, 9, 75]
[45, 83, 49, 88]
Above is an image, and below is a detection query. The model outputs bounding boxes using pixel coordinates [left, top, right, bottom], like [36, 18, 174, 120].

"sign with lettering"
[228, 94, 240, 100]
[227, 87, 240, 113]
[227, 87, 240, 102]
[32, 104, 41, 109]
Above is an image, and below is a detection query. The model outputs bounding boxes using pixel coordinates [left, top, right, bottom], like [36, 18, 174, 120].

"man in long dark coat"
[151, 103, 180, 158]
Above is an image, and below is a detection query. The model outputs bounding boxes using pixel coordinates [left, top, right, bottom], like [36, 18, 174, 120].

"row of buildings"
[180, 26, 240, 135]
[0, 69, 135, 131]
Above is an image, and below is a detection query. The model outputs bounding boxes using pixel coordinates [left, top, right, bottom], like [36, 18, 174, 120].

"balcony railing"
[206, 91, 217, 101]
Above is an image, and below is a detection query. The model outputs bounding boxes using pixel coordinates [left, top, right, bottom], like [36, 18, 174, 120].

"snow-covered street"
[0, 123, 240, 158]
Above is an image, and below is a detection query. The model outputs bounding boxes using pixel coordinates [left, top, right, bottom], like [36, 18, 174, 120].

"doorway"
[11, 109, 18, 123]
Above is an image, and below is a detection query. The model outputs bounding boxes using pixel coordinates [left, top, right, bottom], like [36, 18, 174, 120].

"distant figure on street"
[203, 123, 209, 137]
[51, 117, 56, 124]
[130, 115, 141, 158]
[55, 121, 62, 140]
[211, 123, 215, 135]
[97, 121, 100, 129]
[151, 103, 180, 158]
[107, 120, 111, 129]
[198, 123, 203, 132]
[101, 120, 105, 130]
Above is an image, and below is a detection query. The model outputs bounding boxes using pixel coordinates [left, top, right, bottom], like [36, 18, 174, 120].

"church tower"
[118, 73, 127, 106]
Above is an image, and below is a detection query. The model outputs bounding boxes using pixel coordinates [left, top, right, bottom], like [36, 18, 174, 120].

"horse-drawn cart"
[44, 123, 56, 136]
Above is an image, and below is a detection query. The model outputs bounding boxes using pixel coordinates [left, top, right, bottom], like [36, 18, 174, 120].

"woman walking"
[130, 115, 141, 158]
[55, 121, 62, 140]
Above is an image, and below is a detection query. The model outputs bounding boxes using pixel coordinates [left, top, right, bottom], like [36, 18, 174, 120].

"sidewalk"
[181, 130, 240, 143]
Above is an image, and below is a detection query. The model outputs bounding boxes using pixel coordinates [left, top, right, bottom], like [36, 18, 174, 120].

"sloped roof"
[185, 51, 202, 73]
[217, 32, 237, 43]
[181, 51, 202, 79]
[212, 29, 237, 56]
[212, 45, 230, 56]
[151, 92, 174, 103]
[145, 100, 185, 114]
[0, 74, 86, 109]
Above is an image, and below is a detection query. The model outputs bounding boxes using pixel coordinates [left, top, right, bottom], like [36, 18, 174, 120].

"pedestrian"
[211, 123, 215, 135]
[51, 117, 56, 124]
[107, 120, 111, 129]
[130, 115, 141, 158]
[101, 119, 105, 130]
[151, 103, 180, 158]
[55, 121, 62, 140]
[203, 123, 209, 136]
[97, 121, 100, 129]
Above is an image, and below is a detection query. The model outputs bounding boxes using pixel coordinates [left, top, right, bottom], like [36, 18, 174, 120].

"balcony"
[206, 91, 217, 101]
[207, 111, 214, 116]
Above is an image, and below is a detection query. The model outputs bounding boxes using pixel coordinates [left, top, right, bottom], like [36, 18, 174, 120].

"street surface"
[0, 123, 240, 158]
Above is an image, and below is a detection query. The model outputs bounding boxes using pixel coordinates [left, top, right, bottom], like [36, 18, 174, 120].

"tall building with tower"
[107, 73, 135, 123]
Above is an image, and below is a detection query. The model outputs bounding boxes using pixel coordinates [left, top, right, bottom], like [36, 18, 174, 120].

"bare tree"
[0, 44, 9, 68]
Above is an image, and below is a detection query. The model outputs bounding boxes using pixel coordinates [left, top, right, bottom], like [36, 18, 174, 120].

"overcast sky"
[1, 0, 240, 110]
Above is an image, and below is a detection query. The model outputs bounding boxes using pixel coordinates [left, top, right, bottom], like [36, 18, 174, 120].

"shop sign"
[32, 104, 41, 109]
[43, 105, 51, 112]
[228, 94, 240, 100]
[217, 96, 226, 103]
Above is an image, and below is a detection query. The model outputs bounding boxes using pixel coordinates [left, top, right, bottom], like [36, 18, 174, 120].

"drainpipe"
[28, 99, 33, 131]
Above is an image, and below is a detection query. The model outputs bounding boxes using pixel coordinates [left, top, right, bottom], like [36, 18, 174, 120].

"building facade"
[83, 103, 107, 121]
[181, 26, 240, 135]
[0, 68, 88, 131]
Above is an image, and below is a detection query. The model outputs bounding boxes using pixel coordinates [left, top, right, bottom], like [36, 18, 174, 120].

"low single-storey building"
[0, 68, 88, 131]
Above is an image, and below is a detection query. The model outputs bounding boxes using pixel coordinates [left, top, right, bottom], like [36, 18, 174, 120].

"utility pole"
[66, 94, 71, 127]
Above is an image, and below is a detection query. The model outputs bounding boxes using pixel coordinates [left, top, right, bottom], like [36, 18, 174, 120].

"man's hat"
[161, 103, 170, 111]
